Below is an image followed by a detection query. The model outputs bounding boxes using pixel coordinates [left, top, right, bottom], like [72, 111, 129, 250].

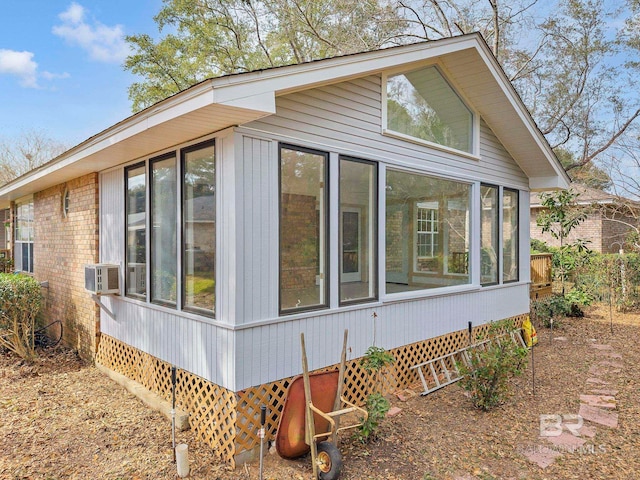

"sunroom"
[0, 33, 569, 465]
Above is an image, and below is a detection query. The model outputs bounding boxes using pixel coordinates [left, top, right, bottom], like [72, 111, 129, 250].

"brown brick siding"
[530, 209, 604, 253]
[280, 193, 319, 290]
[531, 207, 637, 254]
[34, 174, 100, 361]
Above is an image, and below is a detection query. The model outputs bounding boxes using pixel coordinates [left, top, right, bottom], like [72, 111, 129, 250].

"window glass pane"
[387, 66, 473, 153]
[151, 155, 177, 305]
[280, 146, 328, 312]
[340, 158, 376, 304]
[125, 164, 147, 298]
[386, 169, 470, 292]
[481, 185, 499, 285]
[503, 189, 519, 282]
[183, 142, 216, 314]
[14, 200, 34, 273]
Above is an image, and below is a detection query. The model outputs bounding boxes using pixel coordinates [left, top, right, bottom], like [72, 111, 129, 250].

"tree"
[536, 189, 589, 294]
[555, 147, 612, 190]
[0, 130, 67, 186]
[125, 0, 406, 111]
[124, 0, 640, 174]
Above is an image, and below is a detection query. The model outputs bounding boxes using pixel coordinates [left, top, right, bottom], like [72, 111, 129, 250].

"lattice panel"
[96, 335, 238, 467]
[96, 315, 529, 465]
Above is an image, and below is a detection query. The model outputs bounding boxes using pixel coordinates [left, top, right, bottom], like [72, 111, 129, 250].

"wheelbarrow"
[275, 329, 368, 480]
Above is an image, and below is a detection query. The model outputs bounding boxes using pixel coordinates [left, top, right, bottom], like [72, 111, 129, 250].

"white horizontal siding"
[247, 75, 529, 188]
[234, 283, 529, 390]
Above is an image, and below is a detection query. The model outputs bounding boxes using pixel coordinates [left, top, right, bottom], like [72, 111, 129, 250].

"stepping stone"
[590, 344, 613, 350]
[546, 432, 587, 449]
[587, 377, 610, 385]
[522, 445, 563, 468]
[589, 389, 618, 396]
[577, 424, 597, 438]
[579, 404, 619, 428]
[580, 394, 616, 409]
[596, 350, 622, 359]
[588, 365, 620, 376]
[386, 406, 402, 417]
[598, 360, 623, 369]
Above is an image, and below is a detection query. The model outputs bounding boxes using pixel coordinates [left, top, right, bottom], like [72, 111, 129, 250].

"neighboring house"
[531, 184, 639, 254]
[0, 33, 569, 465]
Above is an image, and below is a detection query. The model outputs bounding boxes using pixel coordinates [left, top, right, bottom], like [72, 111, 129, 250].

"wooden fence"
[530, 253, 553, 299]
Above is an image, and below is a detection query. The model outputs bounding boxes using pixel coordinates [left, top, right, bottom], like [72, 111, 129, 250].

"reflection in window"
[503, 189, 519, 282]
[182, 142, 216, 315]
[125, 164, 147, 298]
[339, 158, 377, 304]
[280, 145, 328, 313]
[386, 169, 471, 292]
[386, 66, 473, 153]
[151, 154, 177, 305]
[481, 185, 499, 285]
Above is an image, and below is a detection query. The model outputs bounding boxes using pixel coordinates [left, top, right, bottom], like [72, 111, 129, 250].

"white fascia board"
[0, 83, 275, 207]
[470, 45, 571, 188]
[209, 35, 480, 100]
[529, 176, 570, 191]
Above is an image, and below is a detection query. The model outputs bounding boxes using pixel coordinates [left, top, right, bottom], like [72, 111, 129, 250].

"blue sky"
[0, 1, 162, 147]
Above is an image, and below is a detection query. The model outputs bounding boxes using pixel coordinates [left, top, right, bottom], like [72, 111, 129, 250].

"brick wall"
[530, 208, 604, 252]
[34, 174, 100, 361]
[280, 193, 319, 290]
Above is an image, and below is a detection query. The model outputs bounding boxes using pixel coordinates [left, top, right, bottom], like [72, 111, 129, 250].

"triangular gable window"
[385, 66, 474, 154]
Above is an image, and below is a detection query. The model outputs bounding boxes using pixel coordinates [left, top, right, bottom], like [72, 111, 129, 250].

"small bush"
[356, 393, 390, 444]
[531, 294, 571, 327]
[356, 344, 395, 443]
[0, 273, 42, 361]
[458, 320, 528, 411]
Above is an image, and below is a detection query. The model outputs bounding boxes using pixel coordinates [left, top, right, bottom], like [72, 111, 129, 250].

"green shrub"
[458, 320, 528, 411]
[531, 294, 572, 327]
[0, 273, 42, 360]
[356, 393, 390, 444]
[356, 344, 395, 443]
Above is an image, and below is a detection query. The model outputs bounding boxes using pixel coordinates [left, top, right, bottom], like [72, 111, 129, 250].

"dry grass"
[1, 306, 639, 479]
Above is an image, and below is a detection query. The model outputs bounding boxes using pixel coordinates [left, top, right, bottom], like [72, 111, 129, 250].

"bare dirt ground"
[2, 305, 639, 480]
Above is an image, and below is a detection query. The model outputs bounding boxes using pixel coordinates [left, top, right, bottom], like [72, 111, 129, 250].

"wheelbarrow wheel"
[316, 441, 342, 480]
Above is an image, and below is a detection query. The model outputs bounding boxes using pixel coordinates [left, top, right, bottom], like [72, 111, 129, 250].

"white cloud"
[52, 2, 131, 63]
[0, 49, 39, 88]
[42, 71, 71, 80]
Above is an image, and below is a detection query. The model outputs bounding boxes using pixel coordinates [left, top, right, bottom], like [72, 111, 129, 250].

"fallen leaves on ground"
[1, 305, 639, 479]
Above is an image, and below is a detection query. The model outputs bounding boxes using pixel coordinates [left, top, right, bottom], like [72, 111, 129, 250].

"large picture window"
[480, 184, 499, 285]
[386, 66, 474, 154]
[182, 141, 216, 315]
[339, 157, 377, 304]
[14, 200, 34, 273]
[503, 189, 519, 282]
[385, 169, 471, 292]
[279, 145, 328, 313]
[125, 164, 147, 298]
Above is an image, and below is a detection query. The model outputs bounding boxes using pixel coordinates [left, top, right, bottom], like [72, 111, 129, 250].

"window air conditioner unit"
[85, 264, 120, 295]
